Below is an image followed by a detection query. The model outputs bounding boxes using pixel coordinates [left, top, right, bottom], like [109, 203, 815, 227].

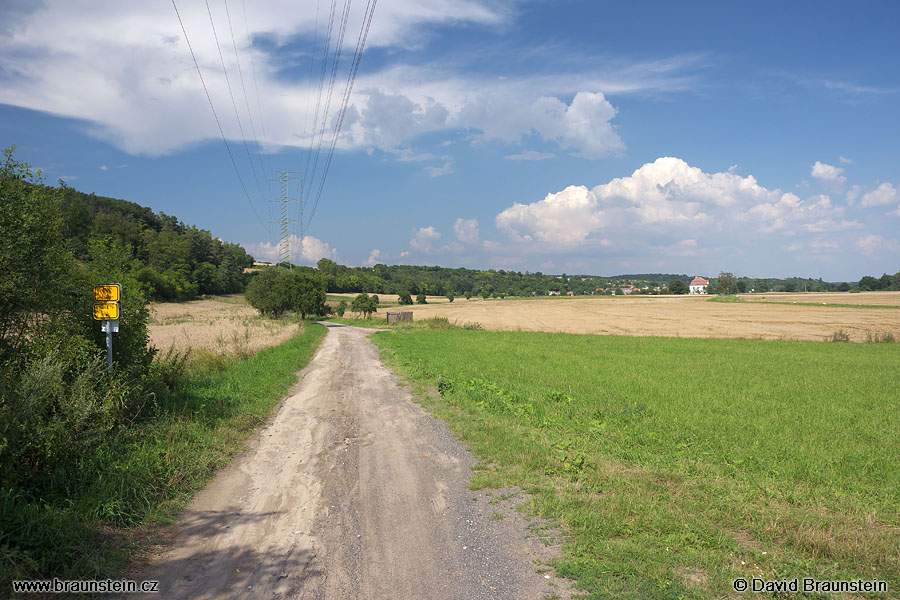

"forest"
[55, 174, 254, 301]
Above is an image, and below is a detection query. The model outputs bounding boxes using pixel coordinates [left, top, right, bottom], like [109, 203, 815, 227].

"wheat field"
[148, 295, 301, 356]
[390, 291, 900, 342]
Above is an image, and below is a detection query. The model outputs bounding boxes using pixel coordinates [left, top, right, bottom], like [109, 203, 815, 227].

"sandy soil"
[128, 325, 573, 600]
[148, 296, 300, 355]
[395, 292, 900, 342]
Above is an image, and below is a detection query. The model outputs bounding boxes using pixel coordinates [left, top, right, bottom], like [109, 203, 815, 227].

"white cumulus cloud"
[409, 226, 441, 252]
[859, 182, 899, 208]
[453, 218, 480, 244]
[811, 161, 846, 187]
[245, 234, 337, 264]
[495, 156, 858, 250]
[365, 249, 383, 266]
[300, 236, 338, 263]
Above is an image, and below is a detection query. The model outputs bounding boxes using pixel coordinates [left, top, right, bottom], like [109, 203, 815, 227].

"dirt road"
[135, 324, 570, 599]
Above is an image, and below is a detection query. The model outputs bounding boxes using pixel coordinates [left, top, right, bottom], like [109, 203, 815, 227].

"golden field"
[148, 294, 301, 355]
[391, 291, 900, 342]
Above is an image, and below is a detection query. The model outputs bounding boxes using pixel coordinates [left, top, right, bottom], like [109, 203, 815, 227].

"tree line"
[282, 259, 868, 298]
[55, 171, 254, 301]
[858, 270, 900, 291]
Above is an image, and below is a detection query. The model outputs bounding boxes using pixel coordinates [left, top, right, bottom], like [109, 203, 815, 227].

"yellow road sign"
[94, 284, 120, 302]
[93, 302, 120, 320]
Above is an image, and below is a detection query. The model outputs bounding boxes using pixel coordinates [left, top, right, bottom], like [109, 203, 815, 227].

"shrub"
[351, 293, 377, 318]
[416, 292, 427, 304]
[865, 331, 896, 343]
[829, 329, 851, 343]
[336, 300, 348, 317]
[0, 354, 134, 488]
[246, 268, 326, 319]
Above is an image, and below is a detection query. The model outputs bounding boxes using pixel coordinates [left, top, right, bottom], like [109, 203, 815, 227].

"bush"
[336, 300, 348, 317]
[417, 292, 427, 304]
[0, 353, 146, 489]
[246, 268, 326, 319]
[398, 291, 413, 305]
[829, 329, 851, 343]
[865, 331, 896, 343]
[351, 293, 378, 318]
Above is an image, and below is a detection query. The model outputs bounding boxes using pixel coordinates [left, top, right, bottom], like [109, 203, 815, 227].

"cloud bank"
[0, 2, 691, 159]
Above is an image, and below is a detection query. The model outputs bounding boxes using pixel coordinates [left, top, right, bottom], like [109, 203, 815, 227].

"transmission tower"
[269, 171, 301, 267]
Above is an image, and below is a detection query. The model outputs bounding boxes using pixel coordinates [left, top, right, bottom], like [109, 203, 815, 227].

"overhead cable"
[171, 0, 269, 235]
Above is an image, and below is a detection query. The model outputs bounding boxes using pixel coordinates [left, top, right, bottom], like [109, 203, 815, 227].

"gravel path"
[130, 324, 573, 599]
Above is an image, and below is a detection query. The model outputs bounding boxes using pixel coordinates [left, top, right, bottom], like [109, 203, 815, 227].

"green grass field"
[1, 323, 327, 590]
[372, 329, 900, 599]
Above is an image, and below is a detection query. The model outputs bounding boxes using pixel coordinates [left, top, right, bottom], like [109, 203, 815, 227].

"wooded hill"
[54, 179, 254, 301]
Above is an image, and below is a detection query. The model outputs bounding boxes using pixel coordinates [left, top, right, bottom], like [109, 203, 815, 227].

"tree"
[351, 293, 372, 318]
[858, 276, 877, 291]
[464, 291, 472, 300]
[0, 147, 76, 357]
[837, 282, 851, 292]
[336, 299, 348, 316]
[290, 271, 327, 319]
[717, 272, 738, 295]
[416, 292, 427, 304]
[481, 289, 490, 300]
[446, 290, 455, 303]
[398, 291, 413, 305]
[668, 279, 688, 295]
[368, 294, 379, 316]
[246, 269, 291, 318]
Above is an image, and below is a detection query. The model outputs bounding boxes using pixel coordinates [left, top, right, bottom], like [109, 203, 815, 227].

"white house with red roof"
[689, 276, 709, 295]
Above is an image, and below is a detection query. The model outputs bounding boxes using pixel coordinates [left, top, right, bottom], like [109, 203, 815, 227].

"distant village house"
[689, 276, 709, 295]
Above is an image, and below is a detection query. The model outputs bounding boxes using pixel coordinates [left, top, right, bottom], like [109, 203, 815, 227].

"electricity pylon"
[269, 171, 301, 267]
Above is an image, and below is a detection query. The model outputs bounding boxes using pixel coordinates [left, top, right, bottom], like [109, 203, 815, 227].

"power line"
[301, 0, 351, 231]
[294, 0, 321, 246]
[204, 0, 268, 205]
[301, 0, 339, 200]
[241, 0, 272, 199]
[171, 0, 268, 235]
[305, 0, 377, 230]
[224, 0, 269, 202]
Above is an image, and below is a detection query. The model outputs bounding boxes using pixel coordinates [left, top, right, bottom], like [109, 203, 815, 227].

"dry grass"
[392, 292, 900, 342]
[740, 290, 900, 306]
[148, 294, 301, 357]
[327, 292, 452, 304]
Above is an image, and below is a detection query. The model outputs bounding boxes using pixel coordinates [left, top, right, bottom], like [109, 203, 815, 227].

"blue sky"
[2, 0, 898, 281]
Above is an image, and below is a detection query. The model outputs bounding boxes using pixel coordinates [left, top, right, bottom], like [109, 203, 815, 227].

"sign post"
[93, 284, 121, 371]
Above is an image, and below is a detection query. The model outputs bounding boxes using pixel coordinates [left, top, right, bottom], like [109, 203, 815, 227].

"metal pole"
[106, 326, 113, 371]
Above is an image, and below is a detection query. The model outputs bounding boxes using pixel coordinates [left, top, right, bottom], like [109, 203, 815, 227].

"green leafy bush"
[246, 268, 327, 319]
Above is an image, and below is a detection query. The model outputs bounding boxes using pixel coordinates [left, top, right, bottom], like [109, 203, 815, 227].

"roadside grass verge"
[372, 329, 900, 599]
[1, 323, 327, 591]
